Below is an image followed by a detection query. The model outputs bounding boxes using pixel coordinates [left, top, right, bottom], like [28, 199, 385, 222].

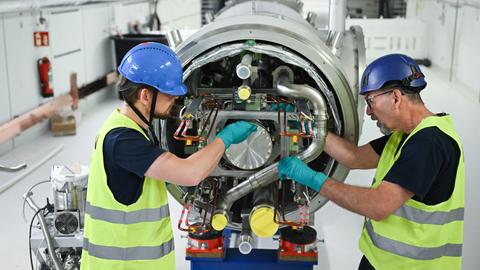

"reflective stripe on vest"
[365, 220, 462, 260]
[359, 115, 464, 269]
[85, 201, 170, 224]
[394, 204, 464, 225]
[81, 110, 174, 270]
[83, 237, 174, 261]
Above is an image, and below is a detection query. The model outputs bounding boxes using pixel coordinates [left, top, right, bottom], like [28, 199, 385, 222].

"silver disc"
[225, 123, 273, 170]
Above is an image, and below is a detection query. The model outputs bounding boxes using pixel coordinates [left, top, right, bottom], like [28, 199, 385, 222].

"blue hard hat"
[360, 54, 427, 95]
[118, 42, 188, 96]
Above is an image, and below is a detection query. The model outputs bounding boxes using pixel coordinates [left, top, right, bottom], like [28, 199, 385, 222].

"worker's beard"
[154, 112, 171, 120]
[376, 120, 392, 135]
[153, 103, 175, 119]
[371, 115, 392, 135]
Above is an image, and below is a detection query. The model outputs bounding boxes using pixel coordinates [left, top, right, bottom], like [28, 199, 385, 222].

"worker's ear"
[393, 89, 402, 109]
[138, 88, 151, 104]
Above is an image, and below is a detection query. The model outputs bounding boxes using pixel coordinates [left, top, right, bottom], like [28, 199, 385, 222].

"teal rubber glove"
[271, 103, 294, 112]
[278, 156, 328, 191]
[217, 121, 257, 149]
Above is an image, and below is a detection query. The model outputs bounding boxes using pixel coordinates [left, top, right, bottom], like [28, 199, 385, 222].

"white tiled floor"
[0, 66, 479, 270]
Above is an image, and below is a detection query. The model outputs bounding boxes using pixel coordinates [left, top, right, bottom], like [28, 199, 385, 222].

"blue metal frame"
[188, 248, 316, 270]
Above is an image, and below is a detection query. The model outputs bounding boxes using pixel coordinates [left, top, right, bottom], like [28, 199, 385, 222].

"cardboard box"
[51, 113, 76, 136]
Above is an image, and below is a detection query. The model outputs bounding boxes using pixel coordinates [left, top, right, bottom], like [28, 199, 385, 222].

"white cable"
[179, 105, 187, 119]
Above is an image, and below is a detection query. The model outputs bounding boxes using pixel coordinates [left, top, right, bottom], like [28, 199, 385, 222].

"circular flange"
[225, 123, 273, 170]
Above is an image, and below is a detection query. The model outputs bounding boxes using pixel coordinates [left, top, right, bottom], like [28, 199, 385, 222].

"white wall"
[112, 0, 150, 34]
[158, 0, 201, 30]
[0, 0, 201, 156]
[407, 0, 480, 99]
[346, 17, 428, 61]
[2, 12, 51, 148]
[453, 5, 480, 97]
[0, 16, 13, 153]
[82, 5, 114, 83]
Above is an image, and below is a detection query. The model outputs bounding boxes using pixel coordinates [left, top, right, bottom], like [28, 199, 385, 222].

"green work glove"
[278, 156, 328, 191]
[217, 121, 257, 149]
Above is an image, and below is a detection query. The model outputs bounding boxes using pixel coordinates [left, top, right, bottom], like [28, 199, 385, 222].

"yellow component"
[292, 135, 298, 144]
[183, 113, 193, 120]
[212, 213, 228, 231]
[237, 85, 251, 101]
[250, 206, 279, 238]
[185, 139, 193, 146]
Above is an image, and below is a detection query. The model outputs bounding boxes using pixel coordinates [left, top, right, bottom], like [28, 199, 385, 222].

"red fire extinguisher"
[37, 57, 54, 97]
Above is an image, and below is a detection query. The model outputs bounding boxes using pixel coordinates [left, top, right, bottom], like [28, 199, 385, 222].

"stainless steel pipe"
[215, 83, 328, 213]
[24, 192, 64, 270]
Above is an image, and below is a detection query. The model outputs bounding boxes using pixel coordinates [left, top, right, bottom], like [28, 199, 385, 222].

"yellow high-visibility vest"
[359, 115, 464, 270]
[81, 109, 174, 270]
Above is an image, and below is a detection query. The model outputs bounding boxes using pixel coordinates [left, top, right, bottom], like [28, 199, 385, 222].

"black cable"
[29, 206, 46, 270]
[148, 91, 159, 146]
[122, 90, 160, 146]
[122, 94, 151, 127]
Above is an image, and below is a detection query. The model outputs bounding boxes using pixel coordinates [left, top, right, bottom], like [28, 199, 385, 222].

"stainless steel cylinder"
[163, 0, 365, 231]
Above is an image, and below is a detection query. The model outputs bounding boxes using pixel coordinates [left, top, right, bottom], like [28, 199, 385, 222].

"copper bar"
[0, 94, 72, 144]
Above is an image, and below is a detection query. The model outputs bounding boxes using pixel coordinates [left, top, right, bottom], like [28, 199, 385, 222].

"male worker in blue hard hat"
[278, 54, 464, 270]
[81, 42, 257, 270]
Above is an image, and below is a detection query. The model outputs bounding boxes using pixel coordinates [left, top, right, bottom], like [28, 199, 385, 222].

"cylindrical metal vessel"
[162, 0, 366, 232]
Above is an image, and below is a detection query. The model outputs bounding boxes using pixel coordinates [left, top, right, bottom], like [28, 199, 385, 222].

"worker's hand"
[217, 121, 257, 149]
[278, 156, 328, 191]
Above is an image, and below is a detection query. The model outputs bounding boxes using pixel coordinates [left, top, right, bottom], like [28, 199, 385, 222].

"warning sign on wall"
[34, 32, 49, 47]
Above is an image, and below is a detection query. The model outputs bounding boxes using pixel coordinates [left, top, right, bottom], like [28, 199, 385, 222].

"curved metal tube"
[277, 83, 329, 162]
[24, 192, 64, 270]
[0, 163, 27, 172]
[216, 83, 328, 213]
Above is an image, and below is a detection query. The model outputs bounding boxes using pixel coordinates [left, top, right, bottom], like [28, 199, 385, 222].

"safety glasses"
[365, 89, 395, 108]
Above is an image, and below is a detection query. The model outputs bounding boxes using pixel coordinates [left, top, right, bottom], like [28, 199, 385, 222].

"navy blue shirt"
[369, 125, 460, 205]
[103, 127, 165, 205]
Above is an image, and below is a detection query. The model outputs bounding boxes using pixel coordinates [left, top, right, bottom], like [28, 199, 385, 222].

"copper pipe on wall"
[0, 71, 117, 145]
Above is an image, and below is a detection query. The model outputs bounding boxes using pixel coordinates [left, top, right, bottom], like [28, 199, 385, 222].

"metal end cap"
[250, 206, 279, 238]
[238, 240, 253, 255]
[212, 213, 228, 231]
[237, 85, 251, 100]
